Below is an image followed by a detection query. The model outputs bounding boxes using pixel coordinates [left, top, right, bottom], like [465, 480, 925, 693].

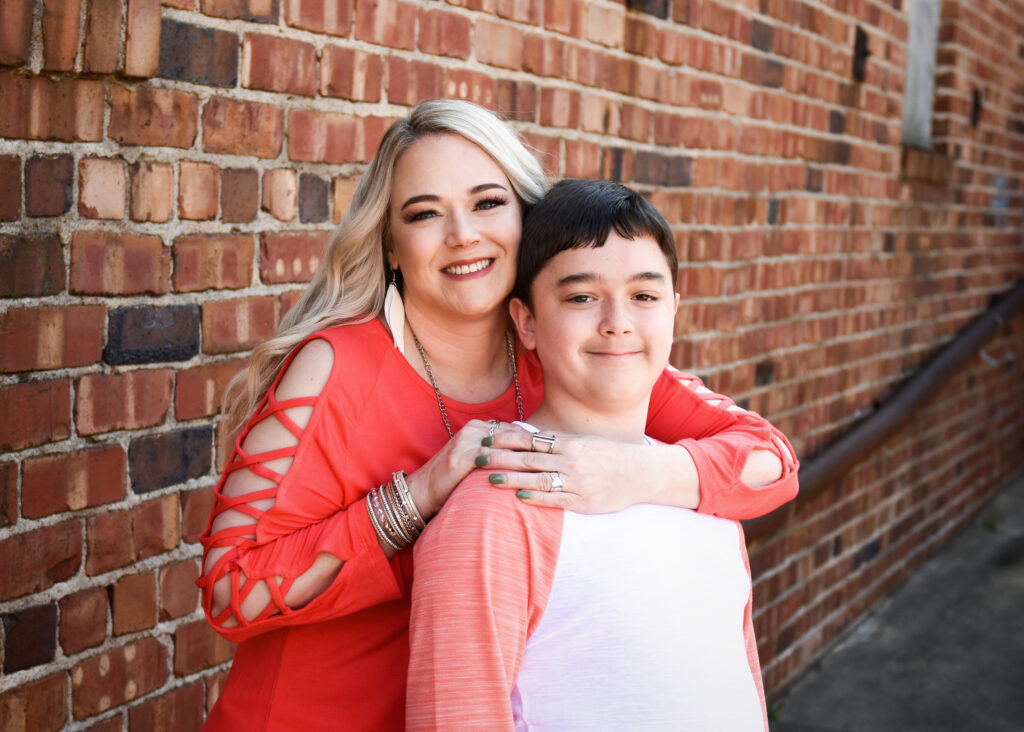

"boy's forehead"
[539, 233, 671, 281]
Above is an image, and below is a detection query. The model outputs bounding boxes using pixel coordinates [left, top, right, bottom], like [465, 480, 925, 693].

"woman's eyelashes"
[403, 196, 510, 223]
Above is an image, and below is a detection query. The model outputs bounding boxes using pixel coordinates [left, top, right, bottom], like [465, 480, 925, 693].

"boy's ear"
[508, 298, 537, 350]
[673, 292, 680, 314]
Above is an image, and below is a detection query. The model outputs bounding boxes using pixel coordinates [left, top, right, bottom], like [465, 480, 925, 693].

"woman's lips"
[442, 258, 494, 276]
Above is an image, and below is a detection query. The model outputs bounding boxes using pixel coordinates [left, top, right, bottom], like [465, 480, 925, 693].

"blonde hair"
[223, 100, 549, 432]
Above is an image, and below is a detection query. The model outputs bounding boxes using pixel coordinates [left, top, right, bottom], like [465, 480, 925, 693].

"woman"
[198, 100, 798, 730]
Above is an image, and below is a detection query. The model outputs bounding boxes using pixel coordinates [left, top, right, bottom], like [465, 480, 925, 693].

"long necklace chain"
[411, 327, 524, 439]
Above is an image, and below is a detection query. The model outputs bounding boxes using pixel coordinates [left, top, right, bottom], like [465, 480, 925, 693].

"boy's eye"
[567, 294, 594, 303]
[634, 293, 659, 302]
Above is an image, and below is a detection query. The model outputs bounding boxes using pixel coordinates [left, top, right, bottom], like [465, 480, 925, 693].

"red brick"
[82, 717, 122, 732]
[418, 7, 471, 58]
[355, 0, 415, 50]
[22, 446, 126, 518]
[539, 87, 580, 128]
[494, 0, 541, 23]
[543, 0, 583, 35]
[0, 520, 81, 600]
[59, 588, 109, 655]
[86, 495, 180, 575]
[159, 560, 201, 620]
[201, 0, 279, 22]
[205, 669, 230, 714]
[126, 0, 162, 76]
[285, 0, 352, 35]
[202, 297, 279, 353]
[320, 45, 383, 101]
[476, 18, 523, 70]
[241, 33, 317, 96]
[387, 57, 444, 107]
[181, 485, 215, 543]
[164, 0, 194, 8]
[261, 168, 297, 221]
[0, 673, 67, 732]
[78, 157, 127, 219]
[130, 161, 174, 222]
[0, 0, 33, 66]
[173, 234, 254, 292]
[1, 462, 15, 527]
[84, 0, 122, 73]
[332, 174, 360, 223]
[138, 493, 182, 557]
[564, 139, 601, 178]
[112, 572, 158, 634]
[0, 155, 18, 220]
[174, 619, 234, 675]
[41, 0, 82, 71]
[221, 167, 259, 223]
[108, 84, 199, 148]
[260, 231, 329, 284]
[25, 154, 73, 217]
[0, 308, 104, 374]
[585, 3, 623, 47]
[521, 131, 561, 177]
[202, 96, 284, 158]
[179, 161, 220, 220]
[71, 231, 169, 295]
[580, 93, 620, 135]
[0, 234, 64, 297]
[74, 369, 173, 436]
[443, 68, 496, 108]
[495, 78, 537, 121]
[70, 637, 167, 719]
[289, 110, 393, 164]
[128, 683, 204, 732]
[523, 33, 565, 78]
[0, 73, 104, 142]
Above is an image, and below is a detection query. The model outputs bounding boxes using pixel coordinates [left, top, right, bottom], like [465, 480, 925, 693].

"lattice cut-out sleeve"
[645, 366, 799, 520]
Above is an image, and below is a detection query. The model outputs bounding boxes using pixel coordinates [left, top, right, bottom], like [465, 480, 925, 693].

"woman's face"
[387, 133, 523, 326]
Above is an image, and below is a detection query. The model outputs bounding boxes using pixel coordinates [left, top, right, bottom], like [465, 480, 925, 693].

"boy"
[406, 179, 768, 731]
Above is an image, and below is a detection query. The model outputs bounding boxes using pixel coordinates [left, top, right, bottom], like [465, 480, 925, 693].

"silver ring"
[548, 472, 564, 492]
[531, 434, 556, 454]
[488, 420, 500, 436]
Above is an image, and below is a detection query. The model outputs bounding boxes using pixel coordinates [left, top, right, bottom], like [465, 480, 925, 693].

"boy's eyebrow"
[400, 183, 509, 211]
[556, 271, 667, 287]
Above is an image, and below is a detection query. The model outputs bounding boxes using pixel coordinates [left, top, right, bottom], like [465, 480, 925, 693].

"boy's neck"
[526, 397, 650, 444]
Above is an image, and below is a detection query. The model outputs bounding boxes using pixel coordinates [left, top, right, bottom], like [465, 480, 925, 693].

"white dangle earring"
[384, 267, 407, 354]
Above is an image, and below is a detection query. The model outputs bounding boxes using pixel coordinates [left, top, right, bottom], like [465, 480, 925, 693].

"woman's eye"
[476, 197, 507, 211]
[407, 209, 438, 222]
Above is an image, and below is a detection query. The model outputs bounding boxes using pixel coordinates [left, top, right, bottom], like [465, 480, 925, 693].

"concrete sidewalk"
[771, 473, 1024, 732]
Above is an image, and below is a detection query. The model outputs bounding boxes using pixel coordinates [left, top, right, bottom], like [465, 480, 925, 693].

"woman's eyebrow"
[400, 182, 509, 211]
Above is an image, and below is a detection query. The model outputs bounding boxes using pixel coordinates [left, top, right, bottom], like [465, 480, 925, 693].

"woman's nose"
[444, 210, 479, 248]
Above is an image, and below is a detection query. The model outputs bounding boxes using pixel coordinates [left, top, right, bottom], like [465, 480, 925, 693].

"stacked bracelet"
[366, 471, 427, 551]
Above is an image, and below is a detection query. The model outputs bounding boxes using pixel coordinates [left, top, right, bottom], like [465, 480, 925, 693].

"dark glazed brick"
[603, 147, 625, 183]
[751, 19, 774, 52]
[667, 157, 693, 187]
[0, 234, 65, 297]
[833, 141, 852, 165]
[634, 150, 669, 185]
[829, 109, 845, 134]
[805, 166, 823, 192]
[25, 155, 73, 217]
[298, 173, 329, 223]
[3, 603, 57, 673]
[761, 58, 784, 88]
[159, 19, 239, 87]
[755, 359, 776, 386]
[626, 0, 668, 19]
[0, 155, 19, 220]
[768, 198, 780, 225]
[221, 168, 259, 223]
[104, 305, 200, 365]
[129, 427, 213, 493]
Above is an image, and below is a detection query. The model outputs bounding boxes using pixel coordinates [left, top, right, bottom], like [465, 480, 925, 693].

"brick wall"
[1, 0, 1022, 728]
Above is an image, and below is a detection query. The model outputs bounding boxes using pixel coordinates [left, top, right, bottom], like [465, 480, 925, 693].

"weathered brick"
[128, 683, 205, 732]
[0, 519, 81, 600]
[201, 0, 279, 22]
[205, 669, 230, 714]
[135, 495, 181, 556]
[298, 173, 329, 223]
[289, 111, 392, 164]
[41, 0, 81, 71]
[495, 78, 537, 121]
[0, 234, 64, 297]
[159, 18, 239, 87]
[418, 7, 472, 58]
[79, 157, 127, 219]
[285, 0, 352, 35]
[59, 588, 109, 655]
[260, 231, 329, 283]
[202, 96, 284, 158]
[181, 485, 215, 543]
[539, 87, 580, 128]
[25, 154, 74, 217]
[74, 369, 173, 435]
[3, 603, 57, 673]
[0, 463, 15, 527]
[83, 0, 122, 73]
[544, 0, 583, 35]
[564, 138, 601, 178]
[130, 161, 174, 223]
[104, 305, 201, 365]
[109, 84, 199, 148]
[0, 155, 19, 220]
[242, 33, 317, 96]
[0, 73, 104, 142]
[354, 0, 415, 50]
[0, 307, 105, 374]
[112, 572, 157, 634]
[71, 231, 169, 295]
[179, 161, 220, 220]
[202, 297, 278, 353]
[173, 619, 234, 675]
[261, 168, 297, 221]
[130, 427, 213, 493]
[443, 68, 496, 108]
[86, 494, 180, 575]
[125, 0, 162, 77]
[22, 446, 126, 518]
[176, 359, 245, 421]
[0, 673, 67, 732]
[70, 637, 167, 719]
[221, 168, 259, 223]
[173, 234, 255, 292]
[320, 45, 383, 101]
[332, 174, 360, 223]
[387, 57, 444, 107]
[159, 560, 201, 620]
[0, 0, 33, 66]
[476, 18, 523, 70]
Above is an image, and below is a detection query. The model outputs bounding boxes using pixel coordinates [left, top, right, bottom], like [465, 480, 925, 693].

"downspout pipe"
[744, 279, 1024, 543]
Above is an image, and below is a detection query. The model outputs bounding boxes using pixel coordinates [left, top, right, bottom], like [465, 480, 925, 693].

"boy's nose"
[600, 301, 633, 335]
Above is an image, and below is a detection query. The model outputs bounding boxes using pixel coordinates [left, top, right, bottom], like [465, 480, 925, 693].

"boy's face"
[510, 232, 679, 415]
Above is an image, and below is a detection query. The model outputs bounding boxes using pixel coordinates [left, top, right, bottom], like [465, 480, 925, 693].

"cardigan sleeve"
[645, 366, 799, 520]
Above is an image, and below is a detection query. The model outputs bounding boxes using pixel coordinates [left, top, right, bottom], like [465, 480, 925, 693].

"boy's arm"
[406, 474, 562, 732]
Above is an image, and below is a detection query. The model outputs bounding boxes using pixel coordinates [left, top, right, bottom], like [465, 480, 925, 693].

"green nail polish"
[481, 436, 494, 447]
[475, 454, 490, 467]
[516, 490, 531, 500]
[489, 473, 505, 485]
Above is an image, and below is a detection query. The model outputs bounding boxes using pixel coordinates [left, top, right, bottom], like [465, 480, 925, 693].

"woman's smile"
[442, 257, 494, 276]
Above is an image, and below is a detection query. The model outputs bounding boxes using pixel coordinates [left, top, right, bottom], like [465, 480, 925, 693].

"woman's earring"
[384, 267, 406, 353]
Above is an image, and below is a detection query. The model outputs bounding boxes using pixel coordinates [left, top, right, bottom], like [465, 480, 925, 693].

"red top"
[199, 319, 798, 731]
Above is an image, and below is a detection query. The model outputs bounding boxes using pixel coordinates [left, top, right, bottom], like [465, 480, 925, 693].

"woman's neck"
[527, 398, 650, 445]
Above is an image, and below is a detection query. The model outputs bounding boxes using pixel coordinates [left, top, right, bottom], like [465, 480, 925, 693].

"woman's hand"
[476, 423, 702, 513]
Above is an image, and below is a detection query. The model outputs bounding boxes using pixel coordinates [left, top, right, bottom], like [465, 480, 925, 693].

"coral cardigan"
[199, 320, 798, 731]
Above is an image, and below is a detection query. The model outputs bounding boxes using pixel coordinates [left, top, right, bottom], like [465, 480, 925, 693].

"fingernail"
[475, 454, 490, 467]
[481, 436, 494, 447]
[516, 490, 531, 500]
[489, 473, 505, 485]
